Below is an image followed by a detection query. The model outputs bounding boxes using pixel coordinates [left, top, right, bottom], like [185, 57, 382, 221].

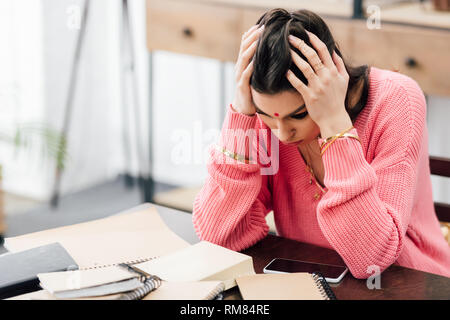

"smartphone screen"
[263, 258, 348, 281]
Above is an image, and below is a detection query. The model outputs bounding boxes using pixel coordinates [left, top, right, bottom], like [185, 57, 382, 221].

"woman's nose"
[276, 122, 296, 143]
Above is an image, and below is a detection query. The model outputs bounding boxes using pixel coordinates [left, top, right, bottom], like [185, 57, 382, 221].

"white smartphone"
[263, 258, 348, 283]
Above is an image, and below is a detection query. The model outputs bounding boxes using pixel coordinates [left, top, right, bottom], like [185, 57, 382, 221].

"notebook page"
[135, 241, 255, 290]
[4, 206, 190, 269]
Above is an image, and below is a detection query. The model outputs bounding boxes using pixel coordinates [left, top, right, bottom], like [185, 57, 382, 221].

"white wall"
[0, 0, 47, 199]
[1, 0, 232, 200]
[40, 0, 125, 197]
[41, 0, 229, 193]
[0, 0, 448, 202]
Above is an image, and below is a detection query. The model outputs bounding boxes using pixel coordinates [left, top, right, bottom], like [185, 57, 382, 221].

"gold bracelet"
[320, 133, 361, 156]
[319, 125, 354, 153]
[320, 125, 355, 148]
[323, 133, 361, 145]
[215, 145, 252, 164]
[320, 135, 340, 156]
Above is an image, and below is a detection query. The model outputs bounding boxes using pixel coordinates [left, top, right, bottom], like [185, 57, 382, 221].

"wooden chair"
[429, 155, 450, 244]
[430, 156, 450, 222]
[0, 168, 5, 245]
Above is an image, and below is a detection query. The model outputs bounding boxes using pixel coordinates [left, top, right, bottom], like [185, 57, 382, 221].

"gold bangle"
[215, 145, 252, 164]
[342, 133, 361, 144]
[320, 125, 354, 147]
[320, 133, 362, 156]
[320, 135, 340, 156]
[320, 127, 352, 153]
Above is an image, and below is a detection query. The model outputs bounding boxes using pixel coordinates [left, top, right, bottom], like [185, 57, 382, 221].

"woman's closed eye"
[256, 110, 308, 120]
[291, 112, 308, 120]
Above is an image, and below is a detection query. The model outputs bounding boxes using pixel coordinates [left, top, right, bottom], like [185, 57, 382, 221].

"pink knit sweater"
[192, 67, 450, 279]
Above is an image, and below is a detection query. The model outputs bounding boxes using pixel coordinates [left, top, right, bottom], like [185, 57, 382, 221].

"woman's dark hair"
[250, 8, 370, 121]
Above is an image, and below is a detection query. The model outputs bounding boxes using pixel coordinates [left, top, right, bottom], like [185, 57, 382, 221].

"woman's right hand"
[231, 24, 264, 116]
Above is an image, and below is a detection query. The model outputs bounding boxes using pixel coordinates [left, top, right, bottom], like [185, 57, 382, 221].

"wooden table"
[155, 203, 450, 300]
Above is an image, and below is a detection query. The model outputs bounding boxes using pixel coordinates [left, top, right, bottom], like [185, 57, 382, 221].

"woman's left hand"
[286, 31, 353, 139]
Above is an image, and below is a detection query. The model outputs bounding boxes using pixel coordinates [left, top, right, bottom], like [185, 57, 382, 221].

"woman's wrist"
[318, 111, 353, 139]
[230, 102, 256, 116]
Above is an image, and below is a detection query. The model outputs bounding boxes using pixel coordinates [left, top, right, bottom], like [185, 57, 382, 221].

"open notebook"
[24, 241, 254, 299]
[31, 260, 230, 300]
[4, 205, 190, 270]
[3, 205, 253, 300]
[134, 241, 256, 290]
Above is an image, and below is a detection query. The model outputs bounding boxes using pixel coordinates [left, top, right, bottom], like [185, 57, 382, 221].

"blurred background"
[0, 0, 449, 252]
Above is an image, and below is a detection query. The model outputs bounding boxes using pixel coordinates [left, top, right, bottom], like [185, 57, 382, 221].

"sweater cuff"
[222, 103, 257, 130]
[321, 128, 376, 188]
[219, 104, 258, 159]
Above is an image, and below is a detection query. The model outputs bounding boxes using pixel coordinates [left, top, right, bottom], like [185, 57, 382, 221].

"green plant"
[0, 122, 68, 172]
[0, 122, 67, 241]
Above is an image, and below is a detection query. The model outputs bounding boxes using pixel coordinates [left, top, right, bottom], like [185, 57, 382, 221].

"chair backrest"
[429, 156, 450, 223]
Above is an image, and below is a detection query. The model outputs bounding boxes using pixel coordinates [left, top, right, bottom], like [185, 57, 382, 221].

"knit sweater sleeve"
[192, 105, 273, 251]
[317, 77, 427, 279]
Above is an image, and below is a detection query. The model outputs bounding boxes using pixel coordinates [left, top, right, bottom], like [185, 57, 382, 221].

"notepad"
[4, 206, 190, 270]
[3, 206, 245, 300]
[134, 241, 256, 290]
[0, 243, 78, 299]
[236, 273, 336, 300]
[37, 265, 138, 295]
[36, 241, 248, 299]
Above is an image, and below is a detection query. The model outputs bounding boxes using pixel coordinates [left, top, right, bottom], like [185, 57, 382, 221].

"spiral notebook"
[34, 263, 224, 300]
[4, 205, 229, 300]
[8, 280, 225, 300]
[236, 272, 337, 300]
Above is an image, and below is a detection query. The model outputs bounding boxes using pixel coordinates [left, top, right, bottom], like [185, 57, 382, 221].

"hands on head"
[232, 22, 350, 131]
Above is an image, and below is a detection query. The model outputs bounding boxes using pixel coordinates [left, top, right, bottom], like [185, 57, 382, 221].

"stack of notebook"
[3, 204, 336, 300]
[3, 205, 255, 300]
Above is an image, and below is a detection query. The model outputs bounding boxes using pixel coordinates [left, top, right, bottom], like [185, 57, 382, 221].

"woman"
[192, 8, 450, 278]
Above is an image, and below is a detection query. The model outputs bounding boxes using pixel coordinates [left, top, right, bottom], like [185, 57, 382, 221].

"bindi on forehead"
[254, 103, 306, 119]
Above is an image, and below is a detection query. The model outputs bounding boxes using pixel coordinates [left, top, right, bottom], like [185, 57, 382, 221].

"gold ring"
[296, 39, 305, 51]
[314, 61, 325, 71]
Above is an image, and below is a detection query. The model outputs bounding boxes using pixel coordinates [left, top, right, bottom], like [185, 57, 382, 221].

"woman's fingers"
[286, 69, 308, 97]
[288, 35, 325, 74]
[242, 24, 259, 42]
[235, 24, 263, 82]
[305, 31, 334, 69]
[235, 40, 258, 81]
[240, 60, 254, 90]
[240, 25, 264, 56]
[290, 49, 318, 83]
[332, 51, 347, 77]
